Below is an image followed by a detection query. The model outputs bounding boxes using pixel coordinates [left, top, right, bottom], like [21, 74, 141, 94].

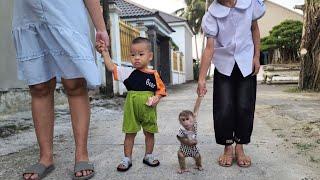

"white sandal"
[143, 154, 160, 167]
[117, 157, 132, 172]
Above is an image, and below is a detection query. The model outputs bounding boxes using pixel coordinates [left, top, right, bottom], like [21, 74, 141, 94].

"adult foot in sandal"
[117, 157, 132, 172]
[23, 163, 55, 180]
[73, 161, 95, 180]
[218, 145, 234, 167]
[143, 154, 160, 167]
[235, 144, 251, 167]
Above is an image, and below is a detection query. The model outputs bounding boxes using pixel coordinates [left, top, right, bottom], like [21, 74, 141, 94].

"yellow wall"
[259, 0, 303, 38]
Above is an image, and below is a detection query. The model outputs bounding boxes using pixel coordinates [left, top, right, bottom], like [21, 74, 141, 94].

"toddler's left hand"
[146, 96, 161, 107]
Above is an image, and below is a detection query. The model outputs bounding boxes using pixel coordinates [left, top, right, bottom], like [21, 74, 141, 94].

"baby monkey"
[177, 97, 203, 174]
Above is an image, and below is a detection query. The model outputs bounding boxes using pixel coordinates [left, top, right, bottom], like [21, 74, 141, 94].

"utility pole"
[102, 0, 114, 97]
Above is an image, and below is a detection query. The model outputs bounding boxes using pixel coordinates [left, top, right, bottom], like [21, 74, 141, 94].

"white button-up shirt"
[202, 0, 265, 77]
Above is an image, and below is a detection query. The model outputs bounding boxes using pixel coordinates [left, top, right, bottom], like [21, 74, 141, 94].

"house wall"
[184, 27, 194, 81]
[171, 26, 186, 56]
[159, 37, 171, 84]
[171, 51, 186, 85]
[259, 1, 303, 38]
[172, 73, 186, 85]
[126, 18, 172, 38]
[0, 1, 25, 90]
[170, 24, 194, 82]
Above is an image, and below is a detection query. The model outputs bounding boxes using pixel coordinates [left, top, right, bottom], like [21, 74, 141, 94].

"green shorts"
[123, 91, 158, 133]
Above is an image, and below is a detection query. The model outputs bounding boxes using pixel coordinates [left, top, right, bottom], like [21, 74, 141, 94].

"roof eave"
[169, 21, 195, 35]
[121, 13, 175, 33]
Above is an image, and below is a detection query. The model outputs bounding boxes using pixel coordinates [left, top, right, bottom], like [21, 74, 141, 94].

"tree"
[261, 20, 303, 64]
[299, 0, 320, 91]
[175, 0, 214, 60]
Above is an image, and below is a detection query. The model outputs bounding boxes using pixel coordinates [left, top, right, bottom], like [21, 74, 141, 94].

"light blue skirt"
[12, 0, 101, 88]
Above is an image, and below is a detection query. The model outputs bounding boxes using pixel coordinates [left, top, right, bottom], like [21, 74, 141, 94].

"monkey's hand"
[189, 139, 198, 146]
[177, 136, 197, 146]
[177, 136, 190, 145]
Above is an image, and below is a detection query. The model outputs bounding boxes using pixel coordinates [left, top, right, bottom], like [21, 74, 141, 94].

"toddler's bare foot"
[177, 169, 190, 174]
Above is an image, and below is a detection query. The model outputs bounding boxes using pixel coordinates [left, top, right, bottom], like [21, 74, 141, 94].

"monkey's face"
[179, 115, 195, 130]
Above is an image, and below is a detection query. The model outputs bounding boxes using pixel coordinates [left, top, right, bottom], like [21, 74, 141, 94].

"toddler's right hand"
[146, 96, 161, 107]
[95, 40, 107, 54]
[146, 97, 153, 106]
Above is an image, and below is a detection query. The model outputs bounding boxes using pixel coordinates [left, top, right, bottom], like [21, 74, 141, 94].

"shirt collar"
[208, 0, 252, 18]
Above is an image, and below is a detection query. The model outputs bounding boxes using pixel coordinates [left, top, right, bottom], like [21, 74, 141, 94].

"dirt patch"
[257, 86, 320, 169]
[0, 96, 124, 139]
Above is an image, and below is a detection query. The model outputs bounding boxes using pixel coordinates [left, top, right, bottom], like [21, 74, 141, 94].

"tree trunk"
[299, 0, 320, 91]
[268, 50, 273, 64]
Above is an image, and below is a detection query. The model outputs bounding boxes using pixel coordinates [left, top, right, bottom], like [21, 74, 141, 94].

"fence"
[172, 51, 184, 72]
[119, 20, 140, 62]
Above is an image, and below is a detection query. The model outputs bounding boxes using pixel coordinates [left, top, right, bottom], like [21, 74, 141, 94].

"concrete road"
[0, 80, 319, 180]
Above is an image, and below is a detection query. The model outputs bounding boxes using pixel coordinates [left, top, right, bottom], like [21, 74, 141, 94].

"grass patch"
[310, 156, 320, 163]
[277, 134, 285, 138]
[270, 105, 282, 110]
[294, 142, 315, 151]
[284, 87, 319, 93]
[302, 125, 313, 133]
[272, 128, 283, 131]
[0, 124, 32, 138]
[284, 87, 301, 93]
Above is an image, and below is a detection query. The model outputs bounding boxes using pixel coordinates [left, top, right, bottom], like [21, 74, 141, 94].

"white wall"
[260, 1, 303, 38]
[170, 24, 194, 82]
[170, 26, 186, 56]
[184, 28, 194, 81]
[172, 72, 186, 85]
[0, 1, 26, 90]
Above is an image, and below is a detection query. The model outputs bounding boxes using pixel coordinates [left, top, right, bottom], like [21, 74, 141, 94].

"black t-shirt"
[113, 66, 166, 96]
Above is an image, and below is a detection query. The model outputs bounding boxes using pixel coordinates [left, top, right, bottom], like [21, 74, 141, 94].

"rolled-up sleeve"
[201, 13, 218, 38]
[252, 0, 266, 20]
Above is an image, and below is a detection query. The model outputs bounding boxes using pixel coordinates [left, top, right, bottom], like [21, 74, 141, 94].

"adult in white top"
[202, 0, 265, 77]
[197, 0, 265, 168]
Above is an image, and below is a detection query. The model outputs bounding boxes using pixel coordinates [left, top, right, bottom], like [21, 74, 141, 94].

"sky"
[130, 0, 305, 14]
[269, 0, 304, 13]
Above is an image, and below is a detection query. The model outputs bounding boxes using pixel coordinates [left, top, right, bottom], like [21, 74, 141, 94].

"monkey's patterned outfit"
[177, 122, 199, 157]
